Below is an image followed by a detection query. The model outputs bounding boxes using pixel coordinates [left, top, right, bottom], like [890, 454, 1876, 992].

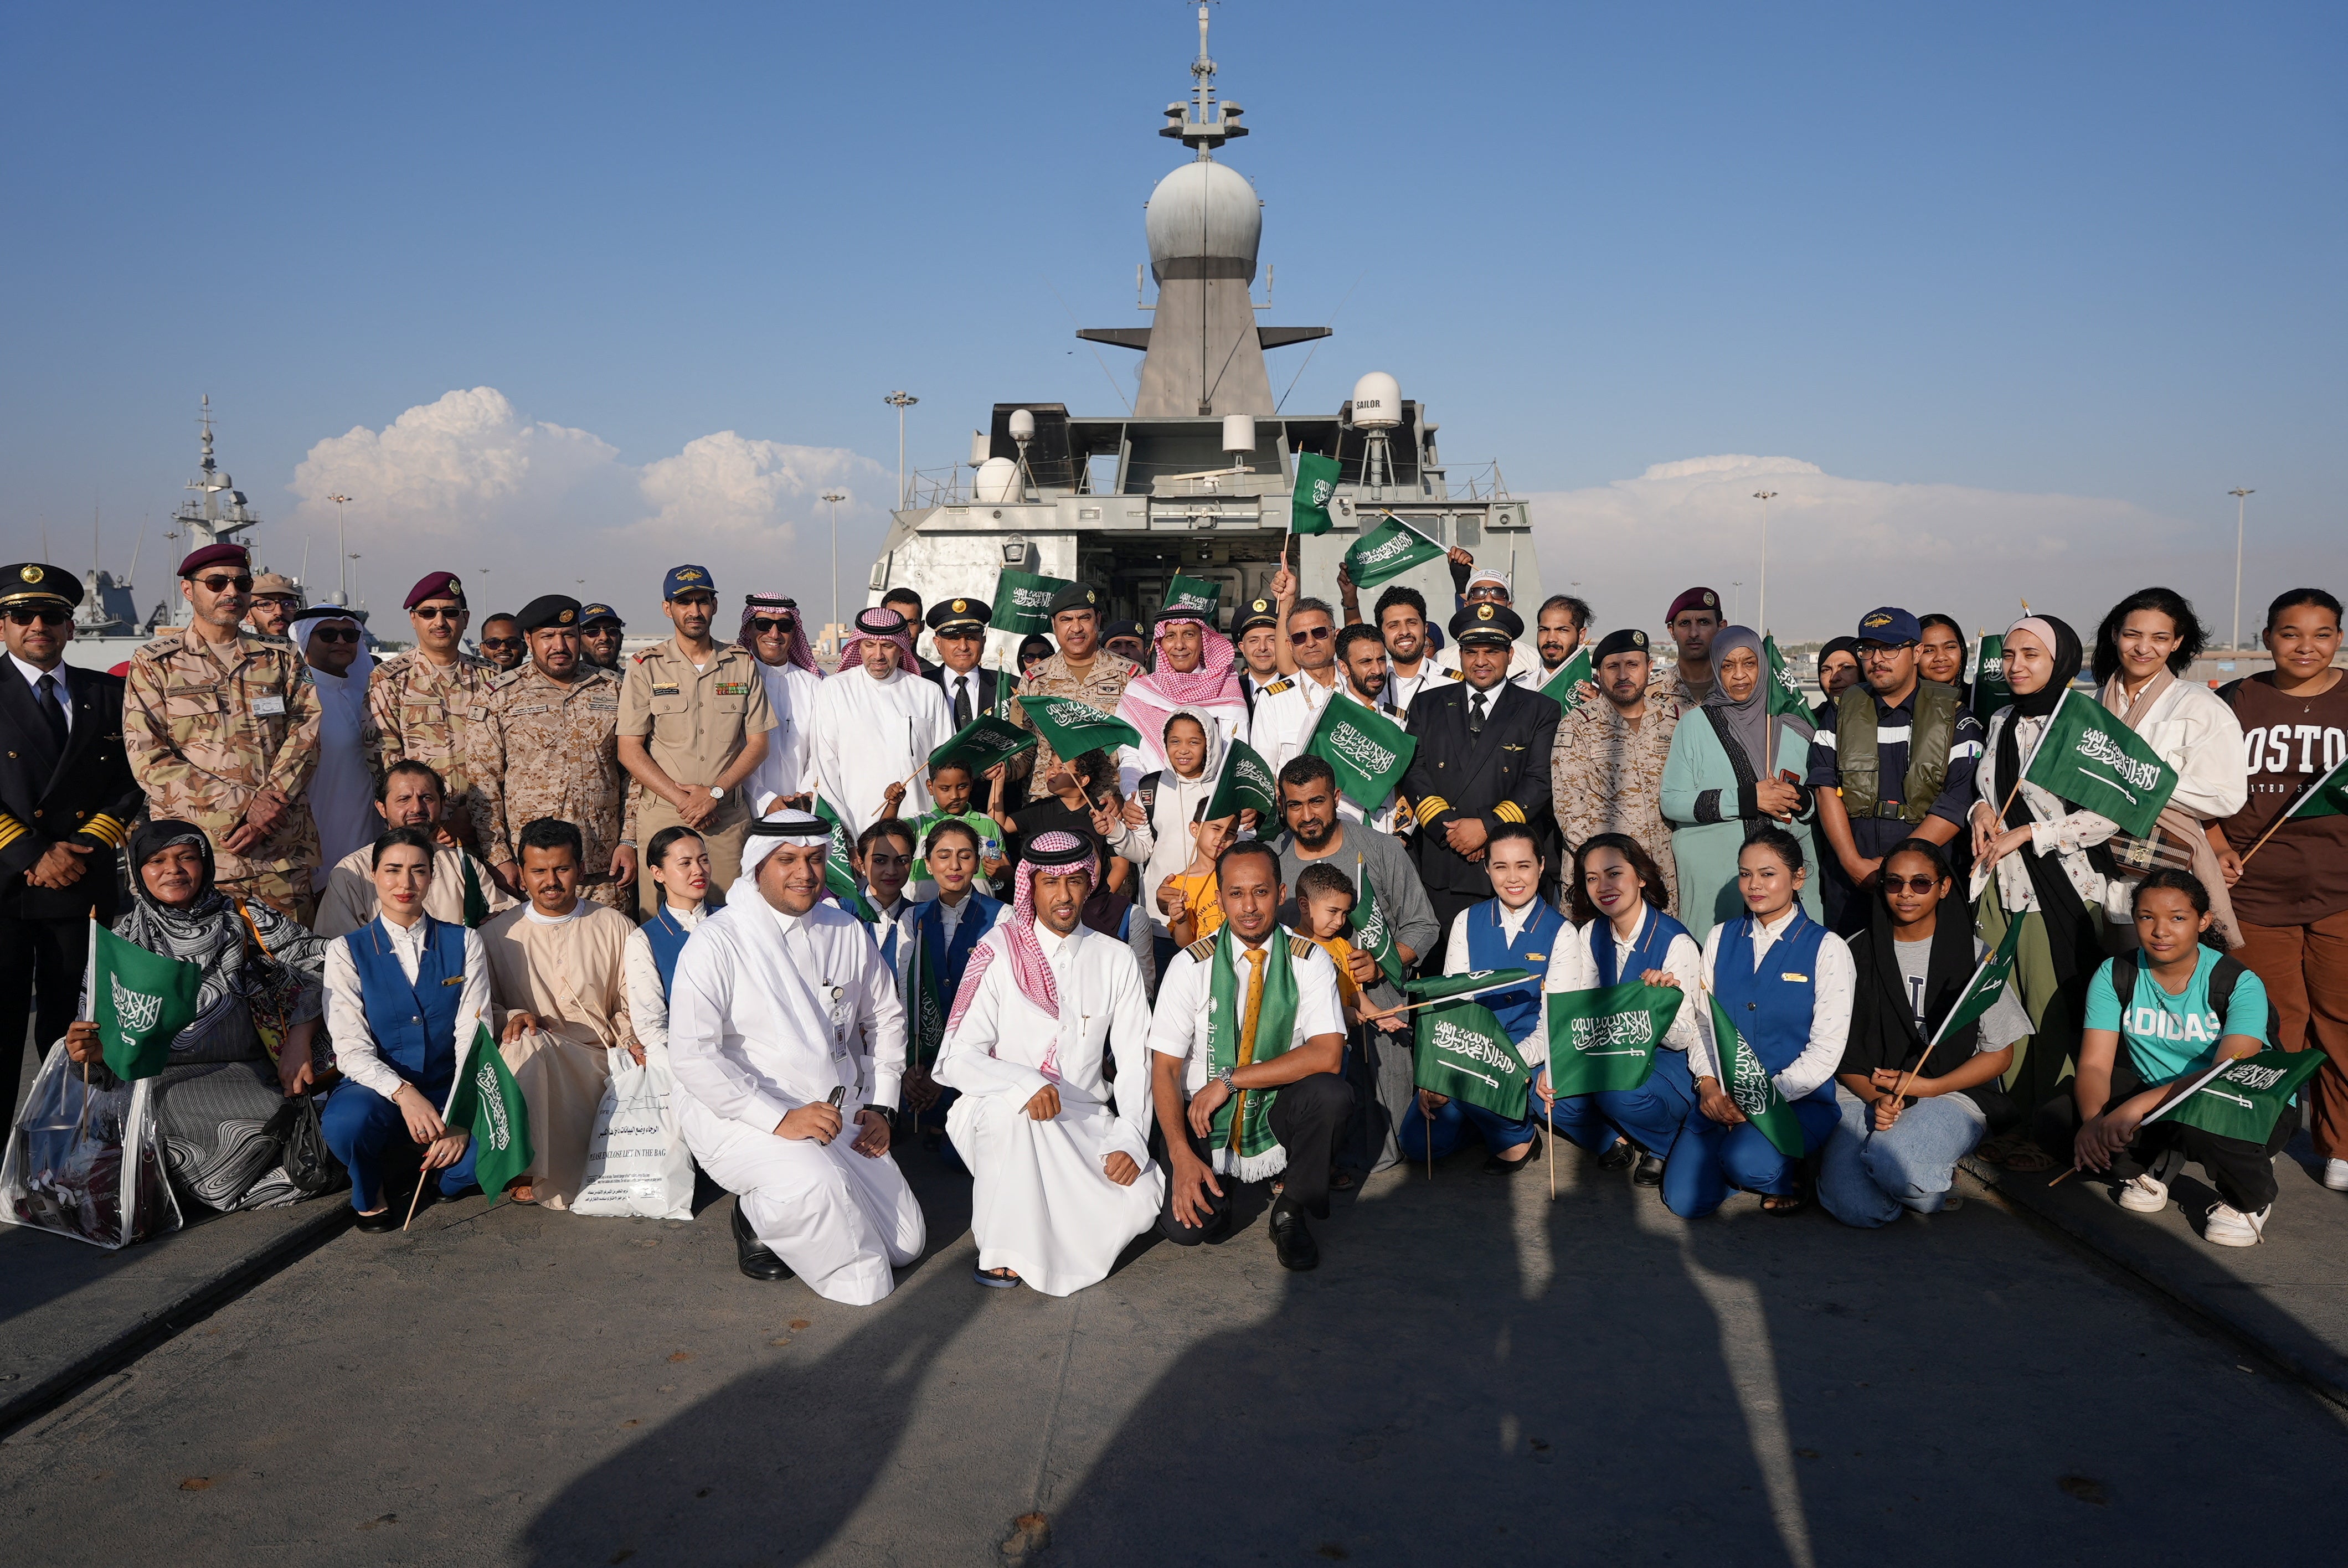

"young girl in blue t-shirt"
[2042, 869, 2290, 1246]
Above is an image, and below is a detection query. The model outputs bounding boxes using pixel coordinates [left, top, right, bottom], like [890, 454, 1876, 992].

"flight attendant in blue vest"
[319, 828, 493, 1231]
[1673, 827, 1852, 1217]
[1400, 824, 1558, 1174]
[623, 826, 718, 1064]
[897, 818, 1005, 1161]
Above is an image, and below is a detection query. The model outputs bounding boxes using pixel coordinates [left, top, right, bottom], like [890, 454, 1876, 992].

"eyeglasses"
[748, 617, 797, 636]
[1289, 625, 1333, 645]
[1881, 874, 1943, 895]
[5, 606, 68, 626]
[412, 605, 466, 622]
[309, 626, 362, 644]
[480, 637, 523, 651]
[194, 574, 254, 594]
[670, 594, 716, 608]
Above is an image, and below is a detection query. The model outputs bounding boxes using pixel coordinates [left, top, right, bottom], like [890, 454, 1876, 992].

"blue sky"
[3, 1, 2340, 639]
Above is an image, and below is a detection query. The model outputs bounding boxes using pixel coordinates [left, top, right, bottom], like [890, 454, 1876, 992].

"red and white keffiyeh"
[942, 831, 1098, 1073]
[838, 606, 919, 673]
[740, 592, 821, 675]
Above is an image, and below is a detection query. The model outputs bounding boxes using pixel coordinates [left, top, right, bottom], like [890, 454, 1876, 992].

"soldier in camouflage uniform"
[369, 570, 502, 847]
[467, 594, 639, 911]
[122, 543, 323, 916]
[1008, 581, 1136, 787]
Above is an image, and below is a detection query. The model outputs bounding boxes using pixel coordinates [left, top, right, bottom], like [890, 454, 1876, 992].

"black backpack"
[2108, 950, 2280, 1050]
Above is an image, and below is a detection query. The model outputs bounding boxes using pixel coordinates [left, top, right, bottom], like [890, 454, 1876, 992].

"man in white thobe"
[810, 606, 954, 834]
[293, 604, 380, 886]
[666, 811, 925, 1303]
[739, 592, 825, 809]
[934, 831, 1162, 1295]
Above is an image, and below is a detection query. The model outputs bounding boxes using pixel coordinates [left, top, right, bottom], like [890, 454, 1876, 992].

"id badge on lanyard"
[826, 978, 859, 1097]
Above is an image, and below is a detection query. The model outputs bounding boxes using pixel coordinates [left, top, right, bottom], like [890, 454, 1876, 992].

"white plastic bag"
[570, 1046, 695, 1220]
[2, 1041, 184, 1250]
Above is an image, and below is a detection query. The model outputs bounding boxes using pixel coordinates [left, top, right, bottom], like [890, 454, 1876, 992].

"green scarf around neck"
[1206, 921, 1301, 1179]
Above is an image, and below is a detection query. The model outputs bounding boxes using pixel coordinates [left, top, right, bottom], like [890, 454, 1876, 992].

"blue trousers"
[1536, 1049, 1700, 1160]
[1661, 1088, 1839, 1219]
[321, 1080, 480, 1213]
[1816, 1087, 1986, 1227]
[1398, 1077, 1538, 1161]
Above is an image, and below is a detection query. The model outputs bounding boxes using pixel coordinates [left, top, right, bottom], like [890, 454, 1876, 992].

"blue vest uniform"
[1542, 904, 1702, 1159]
[642, 903, 699, 998]
[320, 916, 481, 1211]
[1399, 899, 1547, 1163]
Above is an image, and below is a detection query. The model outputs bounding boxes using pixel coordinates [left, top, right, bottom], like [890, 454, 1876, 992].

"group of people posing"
[2, 539, 2341, 1304]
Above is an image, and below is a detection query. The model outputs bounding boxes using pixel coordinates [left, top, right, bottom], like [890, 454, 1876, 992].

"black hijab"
[1993, 615, 2082, 828]
[1842, 860, 2015, 1127]
[1987, 615, 2103, 993]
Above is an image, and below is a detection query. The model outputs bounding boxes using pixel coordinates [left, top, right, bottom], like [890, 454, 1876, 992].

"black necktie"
[34, 673, 68, 750]
[952, 675, 972, 730]
[1468, 690, 1488, 735]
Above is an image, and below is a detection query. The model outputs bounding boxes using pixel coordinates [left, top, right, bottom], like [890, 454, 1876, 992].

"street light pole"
[822, 490, 847, 645]
[2228, 487, 2255, 651]
[347, 553, 362, 610]
[884, 391, 919, 510]
[327, 493, 354, 601]
[1751, 492, 1777, 635]
[1732, 580, 1743, 626]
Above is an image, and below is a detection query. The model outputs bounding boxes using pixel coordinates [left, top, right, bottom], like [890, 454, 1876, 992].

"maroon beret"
[1665, 586, 1721, 622]
[404, 570, 467, 610]
[177, 541, 251, 578]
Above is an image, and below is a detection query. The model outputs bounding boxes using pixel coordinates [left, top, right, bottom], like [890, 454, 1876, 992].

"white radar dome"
[973, 457, 1021, 504]
[1222, 413, 1257, 455]
[1008, 408, 1036, 442]
[1350, 372, 1403, 429]
[1144, 159, 1262, 278]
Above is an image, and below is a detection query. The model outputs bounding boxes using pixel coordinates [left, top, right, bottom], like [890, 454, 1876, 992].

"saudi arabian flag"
[1925, 916, 2026, 1051]
[1342, 513, 1445, 591]
[87, 921, 203, 1081]
[991, 570, 1074, 638]
[1413, 999, 1531, 1119]
[1708, 992, 1807, 1158]
[2021, 689, 2179, 837]
[1348, 862, 1405, 987]
[907, 922, 949, 1069]
[1968, 633, 2012, 726]
[460, 853, 492, 929]
[1290, 451, 1341, 535]
[1305, 696, 1417, 811]
[2152, 1049, 2326, 1144]
[1404, 967, 1535, 1003]
[1163, 573, 1222, 621]
[812, 796, 877, 921]
[1016, 694, 1140, 763]
[1762, 635, 1811, 720]
[1205, 735, 1279, 821]
[1536, 646, 1591, 711]
[1543, 982, 1681, 1097]
[444, 1021, 533, 1199]
[928, 713, 1034, 777]
[2282, 756, 2348, 822]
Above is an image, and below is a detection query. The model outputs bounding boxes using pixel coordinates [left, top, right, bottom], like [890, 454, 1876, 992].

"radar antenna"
[1160, 3, 1246, 157]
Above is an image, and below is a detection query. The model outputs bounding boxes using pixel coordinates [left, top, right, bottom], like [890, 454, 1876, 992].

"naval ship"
[864, 7, 1541, 652]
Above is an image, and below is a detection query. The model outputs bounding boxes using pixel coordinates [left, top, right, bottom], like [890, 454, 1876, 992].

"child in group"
[898, 818, 1006, 1162]
[2038, 869, 2288, 1246]
[1113, 708, 1227, 979]
[1160, 803, 1236, 947]
[899, 759, 1008, 895]
[1819, 838, 2026, 1227]
[1295, 862, 1387, 1033]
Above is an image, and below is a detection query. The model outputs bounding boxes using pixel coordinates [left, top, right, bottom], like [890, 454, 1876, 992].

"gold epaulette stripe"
[79, 813, 130, 848]
[1495, 801, 1526, 824]
[1414, 796, 1450, 825]
[1185, 936, 1218, 962]
[1288, 935, 1315, 960]
[0, 819, 25, 853]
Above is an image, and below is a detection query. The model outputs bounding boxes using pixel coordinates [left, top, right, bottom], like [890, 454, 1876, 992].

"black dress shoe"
[1633, 1151, 1665, 1188]
[1269, 1206, 1320, 1271]
[732, 1201, 792, 1282]
[353, 1206, 400, 1234]
[1596, 1138, 1636, 1170]
[1483, 1135, 1543, 1175]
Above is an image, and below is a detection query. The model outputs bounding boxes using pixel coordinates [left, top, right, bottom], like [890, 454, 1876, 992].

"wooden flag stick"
[400, 1167, 432, 1232]
[1547, 1105, 1557, 1202]
[2048, 1053, 2246, 1187]
[2238, 763, 2344, 865]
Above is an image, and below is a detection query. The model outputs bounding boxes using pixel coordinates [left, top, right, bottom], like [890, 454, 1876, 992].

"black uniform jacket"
[1399, 679, 1563, 900]
[0, 661, 141, 921]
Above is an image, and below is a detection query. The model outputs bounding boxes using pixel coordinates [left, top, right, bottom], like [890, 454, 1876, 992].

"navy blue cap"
[662, 564, 717, 600]
[1855, 606, 1921, 646]
[579, 602, 623, 627]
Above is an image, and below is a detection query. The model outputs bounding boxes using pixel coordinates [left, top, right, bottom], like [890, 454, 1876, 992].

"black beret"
[516, 594, 583, 633]
[1592, 627, 1649, 662]
[1046, 581, 1100, 617]
[1447, 601, 1523, 647]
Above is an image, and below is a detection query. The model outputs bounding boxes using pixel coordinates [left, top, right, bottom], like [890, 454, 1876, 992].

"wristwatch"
[708, 786, 725, 801]
[1216, 1066, 1237, 1094]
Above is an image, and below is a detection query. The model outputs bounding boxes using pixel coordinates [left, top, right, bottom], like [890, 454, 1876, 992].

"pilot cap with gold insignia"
[1233, 596, 1280, 635]
[0, 562, 81, 611]
[1448, 601, 1523, 648]
[516, 594, 583, 633]
[925, 597, 992, 635]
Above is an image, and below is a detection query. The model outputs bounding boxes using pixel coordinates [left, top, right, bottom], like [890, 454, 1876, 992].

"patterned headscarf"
[838, 606, 918, 674]
[115, 820, 330, 1047]
[741, 592, 820, 675]
[944, 831, 1095, 1055]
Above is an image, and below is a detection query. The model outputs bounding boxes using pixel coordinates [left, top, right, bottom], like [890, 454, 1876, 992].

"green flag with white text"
[812, 796, 877, 921]
[1305, 696, 1417, 811]
[928, 713, 1035, 778]
[2282, 756, 2348, 823]
[1537, 646, 1591, 711]
[1708, 992, 1808, 1158]
[1290, 452, 1340, 535]
[445, 1021, 534, 1199]
[88, 921, 204, 1081]
[1205, 736, 1279, 821]
[1926, 916, 2026, 1051]
[2155, 1049, 2325, 1144]
[1342, 513, 1445, 590]
[2021, 689, 2179, 837]
[1413, 1000, 1531, 1119]
[1163, 574, 1222, 621]
[991, 570, 1075, 638]
[1762, 635, 1811, 721]
[1968, 633, 2012, 728]
[1016, 694, 1140, 764]
[1348, 862, 1405, 988]
[1404, 968, 1535, 1003]
[1543, 982, 1681, 1097]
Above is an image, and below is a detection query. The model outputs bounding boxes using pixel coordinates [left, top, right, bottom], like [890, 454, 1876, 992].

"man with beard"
[1330, 623, 1408, 833]
[313, 759, 516, 936]
[579, 604, 627, 672]
[1653, 587, 1723, 705]
[369, 571, 500, 851]
[477, 613, 527, 675]
[1535, 595, 1592, 684]
[1371, 584, 1452, 713]
[1252, 577, 1342, 778]
[1551, 627, 1683, 909]
[244, 572, 305, 638]
[810, 606, 955, 835]
[1113, 600, 1249, 795]
[739, 592, 825, 812]
[1233, 595, 1284, 717]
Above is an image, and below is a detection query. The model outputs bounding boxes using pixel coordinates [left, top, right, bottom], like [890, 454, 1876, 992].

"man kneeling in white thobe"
[666, 810, 926, 1304]
[934, 830, 1163, 1294]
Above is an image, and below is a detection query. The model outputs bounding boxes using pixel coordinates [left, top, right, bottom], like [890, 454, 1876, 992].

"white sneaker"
[2116, 1174, 2169, 1213]
[2205, 1202, 2270, 1247]
[2324, 1158, 2348, 1193]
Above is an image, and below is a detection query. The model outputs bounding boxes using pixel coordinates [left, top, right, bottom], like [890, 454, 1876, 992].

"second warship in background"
[864, 7, 1541, 653]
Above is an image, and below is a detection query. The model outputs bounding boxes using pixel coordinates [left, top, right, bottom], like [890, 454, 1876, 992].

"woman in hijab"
[1108, 705, 1229, 984]
[1966, 616, 2113, 1167]
[1660, 625, 1824, 940]
[63, 821, 333, 1210]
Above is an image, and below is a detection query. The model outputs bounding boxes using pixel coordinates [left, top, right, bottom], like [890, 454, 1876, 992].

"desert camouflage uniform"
[1009, 648, 1137, 781]
[1551, 691, 1685, 911]
[467, 663, 638, 910]
[122, 626, 322, 913]
[368, 647, 502, 839]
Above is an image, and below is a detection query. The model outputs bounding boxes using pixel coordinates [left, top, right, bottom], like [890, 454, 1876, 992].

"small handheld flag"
[2020, 689, 2179, 837]
[2148, 1048, 2325, 1144]
[1543, 982, 1681, 1097]
[1413, 1000, 1531, 1120]
[1342, 513, 1445, 591]
[1304, 697, 1416, 811]
[444, 1021, 534, 1199]
[1290, 452, 1340, 536]
[1708, 992, 1807, 1158]
[1015, 694, 1141, 762]
[990, 570, 1076, 637]
[1536, 646, 1592, 711]
[1349, 862, 1406, 988]
[87, 922, 204, 1081]
[1204, 736, 1279, 821]
[812, 796, 877, 921]
[928, 713, 1035, 778]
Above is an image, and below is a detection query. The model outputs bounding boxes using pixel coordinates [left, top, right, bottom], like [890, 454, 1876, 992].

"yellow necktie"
[1228, 945, 1269, 1149]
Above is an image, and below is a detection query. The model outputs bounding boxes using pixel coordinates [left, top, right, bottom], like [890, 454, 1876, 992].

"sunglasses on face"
[309, 626, 362, 644]
[195, 574, 254, 594]
[413, 605, 466, 622]
[671, 595, 715, 609]
[6, 606, 68, 627]
[480, 637, 523, 651]
[1289, 625, 1333, 645]
[1882, 874, 1943, 895]
[749, 617, 797, 636]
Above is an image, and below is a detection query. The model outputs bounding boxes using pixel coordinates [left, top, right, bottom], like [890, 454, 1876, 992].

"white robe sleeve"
[622, 925, 668, 1058]
[667, 930, 796, 1134]
[1441, 908, 1473, 976]
[1104, 946, 1159, 1162]
[1660, 932, 1706, 1055]
[932, 952, 1055, 1105]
